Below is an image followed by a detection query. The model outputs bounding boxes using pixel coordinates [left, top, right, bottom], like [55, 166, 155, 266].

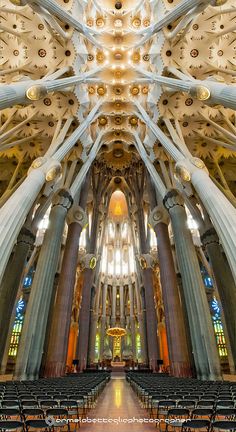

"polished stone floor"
[81, 372, 156, 431]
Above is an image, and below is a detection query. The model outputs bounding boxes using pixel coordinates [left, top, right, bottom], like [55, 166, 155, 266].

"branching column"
[77, 201, 101, 371]
[201, 227, 236, 369]
[100, 282, 108, 360]
[14, 189, 73, 380]
[163, 189, 222, 380]
[111, 284, 117, 328]
[0, 227, 35, 368]
[0, 159, 61, 285]
[134, 276, 148, 364]
[150, 205, 192, 377]
[88, 277, 102, 364]
[128, 281, 136, 360]
[136, 203, 160, 370]
[43, 205, 88, 377]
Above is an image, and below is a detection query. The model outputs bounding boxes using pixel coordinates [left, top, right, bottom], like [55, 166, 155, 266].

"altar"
[111, 361, 126, 368]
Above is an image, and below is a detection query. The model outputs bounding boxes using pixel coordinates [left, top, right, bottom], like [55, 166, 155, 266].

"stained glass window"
[8, 298, 25, 357]
[136, 333, 141, 361]
[211, 297, 227, 357]
[95, 333, 100, 362]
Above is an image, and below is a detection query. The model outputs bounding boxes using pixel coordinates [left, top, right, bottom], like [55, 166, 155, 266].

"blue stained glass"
[204, 276, 213, 287]
[23, 276, 32, 287]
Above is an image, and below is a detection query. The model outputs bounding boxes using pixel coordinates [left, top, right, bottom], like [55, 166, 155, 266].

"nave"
[1, 371, 236, 431]
[81, 372, 155, 432]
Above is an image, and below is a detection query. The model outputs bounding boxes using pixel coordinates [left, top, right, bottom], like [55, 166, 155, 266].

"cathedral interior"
[0, 0, 236, 429]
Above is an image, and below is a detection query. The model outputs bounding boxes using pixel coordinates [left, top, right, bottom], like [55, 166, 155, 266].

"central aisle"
[81, 372, 156, 431]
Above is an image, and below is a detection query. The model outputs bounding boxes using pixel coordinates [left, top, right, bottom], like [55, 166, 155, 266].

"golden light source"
[106, 327, 126, 337]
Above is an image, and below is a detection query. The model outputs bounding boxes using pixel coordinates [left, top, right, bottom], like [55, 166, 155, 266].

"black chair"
[216, 401, 235, 409]
[45, 409, 70, 431]
[0, 420, 24, 431]
[21, 401, 39, 409]
[59, 402, 79, 419]
[0, 409, 21, 421]
[25, 419, 53, 431]
[178, 401, 196, 409]
[1, 401, 20, 409]
[181, 419, 211, 431]
[40, 401, 58, 409]
[165, 408, 190, 431]
[22, 408, 45, 420]
[214, 409, 236, 421]
[197, 401, 215, 409]
[191, 408, 214, 421]
[211, 420, 236, 431]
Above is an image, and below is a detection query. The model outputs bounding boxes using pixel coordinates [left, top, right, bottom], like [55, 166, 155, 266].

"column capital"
[52, 189, 73, 210]
[174, 158, 208, 184]
[67, 205, 88, 228]
[149, 205, 169, 228]
[28, 156, 62, 183]
[78, 253, 97, 270]
[18, 226, 36, 246]
[139, 254, 156, 270]
[163, 189, 185, 212]
[201, 227, 219, 247]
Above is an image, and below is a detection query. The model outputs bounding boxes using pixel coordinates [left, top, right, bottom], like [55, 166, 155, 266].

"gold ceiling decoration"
[98, 116, 108, 126]
[87, 18, 93, 27]
[132, 18, 141, 28]
[114, 19, 123, 28]
[96, 17, 105, 27]
[102, 146, 132, 170]
[130, 86, 140, 96]
[132, 52, 141, 63]
[97, 86, 107, 96]
[88, 86, 95, 94]
[129, 116, 138, 126]
[96, 52, 105, 63]
[143, 18, 150, 27]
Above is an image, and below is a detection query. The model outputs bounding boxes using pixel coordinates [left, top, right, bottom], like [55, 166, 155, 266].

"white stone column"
[128, 282, 136, 360]
[10, 0, 101, 46]
[135, 69, 236, 111]
[136, 0, 227, 46]
[111, 285, 117, 328]
[0, 69, 102, 111]
[0, 104, 102, 285]
[100, 283, 108, 359]
[133, 108, 236, 285]
[0, 158, 61, 285]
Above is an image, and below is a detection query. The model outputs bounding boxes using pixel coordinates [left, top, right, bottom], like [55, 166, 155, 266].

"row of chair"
[0, 372, 110, 431]
[127, 372, 236, 431]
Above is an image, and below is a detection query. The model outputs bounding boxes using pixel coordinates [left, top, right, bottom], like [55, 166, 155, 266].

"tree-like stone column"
[201, 227, 236, 369]
[149, 205, 192, 377]
[100, 282, 108, 360]
[43, 205, 88, 377]
[88, 277, 102, 365]
[134, 114, 236, 286]
[0, 104, 102, 286]
[128, 282, 137, 360]
[136, 202, 160, 371]
[163, 189, 222, 380]
[77, 200, 101, 371]
[0, 227, 35, 368]
[14, 189, 73, 380]
[111, 284, 117, 328]
[136, 0, 227, 46]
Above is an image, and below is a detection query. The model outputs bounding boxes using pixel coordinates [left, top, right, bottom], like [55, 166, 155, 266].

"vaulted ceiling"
[0, 0, 236, 197]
